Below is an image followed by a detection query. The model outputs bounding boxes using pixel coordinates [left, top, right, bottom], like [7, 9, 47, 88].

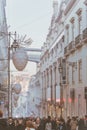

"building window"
[51, 50, 53, 57]
[72, 66, 75, 84]
[66, 24, 69, 44]
[78, 59, 82, 82]
[76, 8, 82, 34]
[45, 57, 46, 62]
[70, 17, 75, 41]
[48, 53, 49, 61]
[47, 69, 49, 88]
[78, 16, 82, 34]
[67, 66, 69, 84]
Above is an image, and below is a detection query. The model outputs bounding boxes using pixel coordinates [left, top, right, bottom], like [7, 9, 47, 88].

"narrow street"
[0, 1, 87, 129]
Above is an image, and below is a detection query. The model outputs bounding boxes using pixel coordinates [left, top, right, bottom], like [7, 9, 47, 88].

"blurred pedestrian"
[84, 115, 87, 130]
[78, 116, 84, 130]
[0, 110, 7, 130]
[66, 116, 71, 130]
[35, 117, 41, 130]
[58, 118, 66, 130]
[70, 117, 77, 130]
[7, 117, 15, 130]
[45, 116, 52, 130]
[25, 119, 35, 130]
[16, 118, 25, 130]
[39, 117, 46, 130]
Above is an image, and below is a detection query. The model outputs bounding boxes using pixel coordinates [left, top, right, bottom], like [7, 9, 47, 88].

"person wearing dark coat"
[39, 117, 46, 130]
[66, 116, 71, 130]
[78, 117, 84, 130]
[45, 116, 52, 130]
[0, 110, 7, 130]
[52, 118, 57, 130]
[84, 115, 87, 130]
[16, 118, 25, 130]
[7, 117, 15, 130]
[0, 118, 7, 130]
[59, 118, 66, 130]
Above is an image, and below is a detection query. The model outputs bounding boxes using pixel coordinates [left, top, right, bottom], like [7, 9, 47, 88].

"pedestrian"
[66, 116, 71, 130]
[58, 118, 66, 130]
[7, 117, 15, 130]
[78, 116, 84, 130]
[35, 117, 41, 130]
[16, 118, 25, 130]
[70, 117, 77, 130]
[45, 116, 52, 130]
[39, 117, 46, 130]
[25, 119, 35, 130]
[84, 115, 87, 130]
[51, 117, 57, 130]
[0, 110, 7, 130]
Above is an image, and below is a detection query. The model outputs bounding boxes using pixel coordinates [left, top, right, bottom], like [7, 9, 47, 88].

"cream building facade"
[40, 0, 65, 118]
[64, 0, 87, 118]
[0, 0, 8, 117]
[40, 0, 87, 118]
[28, 69, 42, 117]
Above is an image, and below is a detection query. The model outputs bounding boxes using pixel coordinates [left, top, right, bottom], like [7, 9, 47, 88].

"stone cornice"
[40, 49, 48, 60]
[55, 10, 62, 23]
[64, 0, 76, 15]
[53, 62, 57, 68]
[70, 17, 75, 23]
[84, 0, 87, 6]
[76, 8, 82, 15]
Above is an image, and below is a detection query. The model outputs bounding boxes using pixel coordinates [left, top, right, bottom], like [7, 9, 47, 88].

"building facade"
[28, 65, 42, 117]
[40, 0, 65, 118]
[0, 0, 8, 117]
[64, 0, 87, 118]
[11, 73, 30, 118]
[40, 0, 87, 118]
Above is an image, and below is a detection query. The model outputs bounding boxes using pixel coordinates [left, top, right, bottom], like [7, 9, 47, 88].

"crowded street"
[0, 0, 87, 130]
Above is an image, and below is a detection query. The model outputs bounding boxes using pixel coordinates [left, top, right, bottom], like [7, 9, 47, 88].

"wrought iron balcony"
[68, 41, 75, 52]
[83, 28, 87, 43]
[64, 46, 69, 56]
[75, 34, 82, 48]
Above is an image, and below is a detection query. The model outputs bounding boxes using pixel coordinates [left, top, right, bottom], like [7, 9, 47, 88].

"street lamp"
[58, 62, 63, 118]
[0, 31, 31, 117]
[0, 31, 41, 117]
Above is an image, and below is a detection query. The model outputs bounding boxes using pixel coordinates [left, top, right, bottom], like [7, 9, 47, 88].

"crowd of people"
[0, 110, 87, 130]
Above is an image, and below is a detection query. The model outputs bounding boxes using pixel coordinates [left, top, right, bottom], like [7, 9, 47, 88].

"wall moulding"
[64, 0, 76, 15]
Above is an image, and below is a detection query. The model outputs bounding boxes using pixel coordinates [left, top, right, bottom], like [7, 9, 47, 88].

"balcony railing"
[75, 34, 82, 48]
[0, 87, 7, 93]
[68, 41, 75, 52]
[64, 46, 69, 56]
[83, 28, 87, 43]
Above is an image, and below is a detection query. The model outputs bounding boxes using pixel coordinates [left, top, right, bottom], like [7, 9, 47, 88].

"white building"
[64, 0, 87, 118]
[0, 0, 8, 117]
[11, 73, 30, 118]
[40, 0, 65, 118]
[28, 68, 42, 117]
[40, 0, 87, 119]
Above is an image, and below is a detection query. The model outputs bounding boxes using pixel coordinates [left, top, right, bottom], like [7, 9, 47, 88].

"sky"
[6, 0, 54, 76]
[6, 0, 53, 48]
